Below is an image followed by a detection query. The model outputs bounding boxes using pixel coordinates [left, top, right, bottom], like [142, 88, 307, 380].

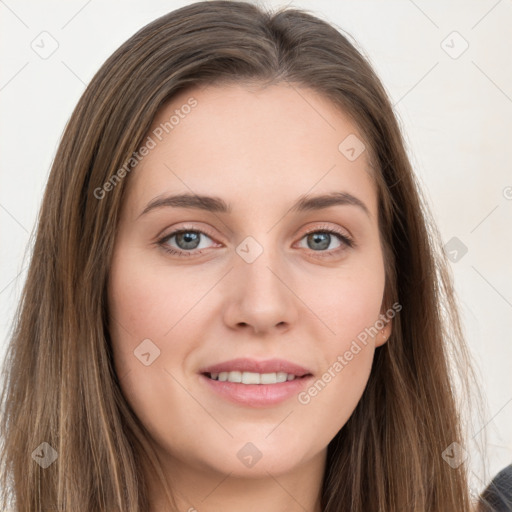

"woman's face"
[108, 82, 391, 481]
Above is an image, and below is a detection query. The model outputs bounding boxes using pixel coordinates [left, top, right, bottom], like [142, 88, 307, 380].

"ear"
[375, 318, 392, 347]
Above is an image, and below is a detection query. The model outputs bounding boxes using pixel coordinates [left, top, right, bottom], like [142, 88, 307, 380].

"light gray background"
[1, 0, 511, 495]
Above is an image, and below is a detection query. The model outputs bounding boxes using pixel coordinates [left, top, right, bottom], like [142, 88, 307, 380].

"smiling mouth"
[203, 371, 312, 385]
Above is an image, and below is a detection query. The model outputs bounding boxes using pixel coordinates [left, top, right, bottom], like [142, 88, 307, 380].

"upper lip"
[199, 358, 312, 377]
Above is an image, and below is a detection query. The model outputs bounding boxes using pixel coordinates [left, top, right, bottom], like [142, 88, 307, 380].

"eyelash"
[156, 225, 354, 258]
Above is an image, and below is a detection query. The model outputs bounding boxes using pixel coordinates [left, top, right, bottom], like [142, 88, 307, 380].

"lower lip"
[199, 373, 313, 408]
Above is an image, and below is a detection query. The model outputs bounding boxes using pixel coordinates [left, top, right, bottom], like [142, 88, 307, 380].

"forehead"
[123, 82, 378, 221]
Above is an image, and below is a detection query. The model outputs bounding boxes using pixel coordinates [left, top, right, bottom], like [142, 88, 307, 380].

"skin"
[108, 82, 392, 512]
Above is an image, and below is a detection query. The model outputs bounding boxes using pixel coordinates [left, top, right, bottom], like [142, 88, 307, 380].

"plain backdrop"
[1, 0, 511, 496]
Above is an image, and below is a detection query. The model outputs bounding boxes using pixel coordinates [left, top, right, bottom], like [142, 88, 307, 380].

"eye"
[157, 227, 218, 256]
[156, 224, 355, 258]
[296, 226, 354, 257]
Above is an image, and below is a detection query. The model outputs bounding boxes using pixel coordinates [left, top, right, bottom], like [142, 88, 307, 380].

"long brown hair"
[0, 1, 485, 510]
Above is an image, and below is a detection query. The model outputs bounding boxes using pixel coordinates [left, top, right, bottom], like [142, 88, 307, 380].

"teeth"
[209, 371, 298, 384]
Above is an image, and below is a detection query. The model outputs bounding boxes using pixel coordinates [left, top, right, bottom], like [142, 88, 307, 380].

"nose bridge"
[235, 232, 287, 297]
[226, 231, 297, 331]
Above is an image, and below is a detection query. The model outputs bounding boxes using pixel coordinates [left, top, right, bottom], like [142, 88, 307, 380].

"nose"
[222, 242, 298, 336]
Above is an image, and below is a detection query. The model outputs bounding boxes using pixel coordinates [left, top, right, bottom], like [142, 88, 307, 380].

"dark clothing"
[479, 464, 512, 511]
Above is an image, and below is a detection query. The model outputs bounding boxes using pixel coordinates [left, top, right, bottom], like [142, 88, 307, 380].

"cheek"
[107, 249, 190, 383]
[108, 248, 202, 343]
[297, 289, 381, 439]
[305, 255, 386, 343]
[107, 251, 199, 439]
[295, 256, 385, 425]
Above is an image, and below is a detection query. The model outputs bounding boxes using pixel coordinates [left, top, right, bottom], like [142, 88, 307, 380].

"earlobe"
[376, 320, 392, 347]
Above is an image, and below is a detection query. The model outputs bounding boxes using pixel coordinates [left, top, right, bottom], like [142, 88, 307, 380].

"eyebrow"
[137, 191, 371, 219]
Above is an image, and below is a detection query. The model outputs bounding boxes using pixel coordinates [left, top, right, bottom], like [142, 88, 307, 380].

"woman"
[0, 1, 485, 510]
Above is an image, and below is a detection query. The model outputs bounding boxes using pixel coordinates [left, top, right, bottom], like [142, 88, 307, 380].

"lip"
[198, 358, 312, 377]
[198, 358, 314, 408]
[199, 373, 314, 407]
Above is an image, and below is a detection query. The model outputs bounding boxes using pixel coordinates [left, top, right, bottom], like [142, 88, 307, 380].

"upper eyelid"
[159, 222, 350, 237]
[159, 225, 217, 243]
